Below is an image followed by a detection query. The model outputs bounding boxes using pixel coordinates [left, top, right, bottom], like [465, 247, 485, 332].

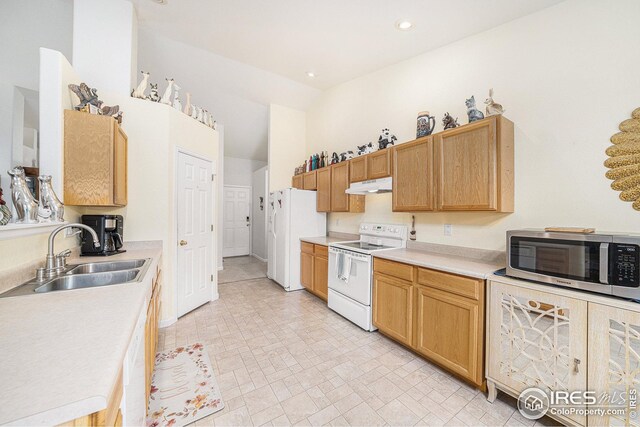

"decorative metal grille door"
[488, 281, 587, 425]
[589, 303, 640, 427]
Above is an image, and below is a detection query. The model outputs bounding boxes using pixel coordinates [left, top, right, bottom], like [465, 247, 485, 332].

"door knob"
[179, 240, 187, 246]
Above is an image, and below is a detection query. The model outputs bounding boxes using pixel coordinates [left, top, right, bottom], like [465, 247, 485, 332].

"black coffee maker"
[80, 215, 126, 256]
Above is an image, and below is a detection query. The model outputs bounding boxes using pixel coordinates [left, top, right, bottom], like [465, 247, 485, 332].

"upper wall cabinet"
[292, 174, 303, 189]
[434, 115, 514, 212]
[350, 156, 367, 183]
[393, 137, 434, 211]
[316, 167, 331, 212]
[64, 110, 128, 206]
[331, 162, 365, 212]
[367, 149, 391, 180]
[303, 170, 317, 190]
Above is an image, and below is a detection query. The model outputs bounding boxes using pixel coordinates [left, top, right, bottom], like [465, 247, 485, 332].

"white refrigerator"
[267, 188, 326, 291]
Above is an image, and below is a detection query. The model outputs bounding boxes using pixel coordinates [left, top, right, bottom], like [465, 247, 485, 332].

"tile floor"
[158, 277, 559, 426]
[219, 256, 268, 284]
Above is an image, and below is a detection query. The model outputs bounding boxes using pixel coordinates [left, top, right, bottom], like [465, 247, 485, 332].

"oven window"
[510, 237, 601, 282]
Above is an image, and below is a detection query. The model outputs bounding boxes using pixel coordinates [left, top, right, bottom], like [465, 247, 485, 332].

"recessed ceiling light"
[306, 71, 316, 78]
[151, 0, 167, 4]
[396, 20, 413, 31]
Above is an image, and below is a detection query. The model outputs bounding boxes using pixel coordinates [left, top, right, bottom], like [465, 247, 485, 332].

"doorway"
[176, 151, 213, 317]
[223, 185, 252, 257]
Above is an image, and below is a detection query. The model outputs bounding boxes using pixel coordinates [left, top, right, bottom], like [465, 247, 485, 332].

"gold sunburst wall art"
[605, 107, 640, 210]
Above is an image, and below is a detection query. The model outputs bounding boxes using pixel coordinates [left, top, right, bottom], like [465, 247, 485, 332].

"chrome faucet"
[37, 223, 100, 280]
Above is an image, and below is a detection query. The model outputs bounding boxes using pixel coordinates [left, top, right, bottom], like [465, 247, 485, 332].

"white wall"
[223, 156, 267, 187]
[268, 104, 306, 191]
[251, 166, 268, 260]
[72, 0, 138, 95]
[305, 0, 640, 251]
[0, 0, 73, 91]
[136, 29, 320, 162]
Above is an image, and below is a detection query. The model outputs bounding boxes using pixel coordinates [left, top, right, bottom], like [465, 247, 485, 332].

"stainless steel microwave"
[506, 229, 640, 299]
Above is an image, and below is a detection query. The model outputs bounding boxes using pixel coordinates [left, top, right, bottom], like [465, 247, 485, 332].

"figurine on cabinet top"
[131, 71, 150, 99]
[172, 84, 182, 111]
[465, 96, 484, 123]
[340, 151, 354, 162]
[331, 152, 339, 165]
[378, 128, 397, 149]
[442, 112, 460, 130]
[183, 92, 192, 115]
[146, 83, 160, 102]
[484, 88, 505, 116]
[160, 78, 175, 105]
[416, 112, 436, 138]
[357, 142, 375, 156]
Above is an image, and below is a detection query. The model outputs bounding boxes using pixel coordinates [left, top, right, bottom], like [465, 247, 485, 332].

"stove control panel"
[360, 223, 408, 240]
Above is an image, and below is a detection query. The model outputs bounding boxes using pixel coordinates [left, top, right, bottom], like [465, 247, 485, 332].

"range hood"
[345, 177, 392, 195]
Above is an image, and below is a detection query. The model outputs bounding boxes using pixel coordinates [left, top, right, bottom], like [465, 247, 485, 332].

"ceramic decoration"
[7, 167, 38, 224]
[416, 111, 436, 138]
[131, 71, 150, 99]
[183, 92, 192, 116]
[378, 128, 397, 149]
[68, 83, 99, 110]
[605, 107, 640, 210]
[442, 112, 460, 130]
[357, 142, 375, 156]
[485, 88, 505, 116]
[146, 83, 160, 102]
[38, 175, 64, 222]
[340, 151, 354, 162]
[190, 104, 199, 119]
[331, 152, 339, 165]
[0, 187, 11, 226]
[465, 96, 485, 123]
[173, 84, 182, 111]
[160, 78, 175, 105]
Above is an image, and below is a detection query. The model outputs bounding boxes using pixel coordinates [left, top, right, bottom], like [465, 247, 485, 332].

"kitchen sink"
[35, 270, 140, 293]
[65, 259, 147, 275]
[0, 258, 151, 298]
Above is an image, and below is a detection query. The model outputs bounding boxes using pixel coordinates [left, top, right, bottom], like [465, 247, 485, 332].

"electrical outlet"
[444, 224, 452, 236]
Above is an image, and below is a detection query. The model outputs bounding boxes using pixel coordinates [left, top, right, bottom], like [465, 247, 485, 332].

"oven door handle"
[600, 243, 609, 284]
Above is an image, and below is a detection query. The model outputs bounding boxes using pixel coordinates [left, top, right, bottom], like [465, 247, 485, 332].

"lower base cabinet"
[372, 258, 486, 389]
[300, 242, 328, 301]
[60, 262, 162, 427]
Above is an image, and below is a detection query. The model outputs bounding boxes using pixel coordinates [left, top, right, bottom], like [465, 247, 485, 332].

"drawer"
[417, 268, 482, 301]
[373, 258, 414, 282]
[314, 244, 328, 258]
[301, 242, 315, 254]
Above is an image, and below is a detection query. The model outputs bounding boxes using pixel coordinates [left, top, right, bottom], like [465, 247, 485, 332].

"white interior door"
[223, 186, 251, 257]
[177, 152, 213, 317]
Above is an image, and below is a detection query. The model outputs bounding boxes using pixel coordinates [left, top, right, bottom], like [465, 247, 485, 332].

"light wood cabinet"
[331, 162, 365, 213]
[145, 265, 162, 415]
[350, 156, 367, 183]
[300, 251, 314, 291]
[299, 243, 328, 302]
[313, 253, 328, 301]
[434, 115, 514, 212]
[373, 272, 414, 346]
[64, 110, 128, 206]
[414, 282, 483, 385]
[373, 258, 486, 389]
[302, 171, 317, 190]
[316, 168, 331, 212]
[292, 174, 303, 189]
[367, 149, 391, 179]
[392, 137, 434, 211]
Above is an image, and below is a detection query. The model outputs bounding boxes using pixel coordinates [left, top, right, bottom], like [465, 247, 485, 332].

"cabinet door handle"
[573, 358, 581, 374]
[179, 240, 187, 246]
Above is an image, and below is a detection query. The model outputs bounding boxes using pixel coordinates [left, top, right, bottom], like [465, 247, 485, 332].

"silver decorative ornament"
[38, 175, 64, 222]
[7, 167, 38, 223]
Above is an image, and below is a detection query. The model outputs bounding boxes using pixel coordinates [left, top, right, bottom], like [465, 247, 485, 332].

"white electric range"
[328, 223, 408, 331]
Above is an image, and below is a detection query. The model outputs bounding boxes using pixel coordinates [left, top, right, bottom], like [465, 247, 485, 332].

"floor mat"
[147, 343, 224, 427]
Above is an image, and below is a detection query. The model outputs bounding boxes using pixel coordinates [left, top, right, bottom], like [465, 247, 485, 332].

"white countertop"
[373, 248, 503, 279]
[300, 236, 355, 246]
[0, 242, 162, 426]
